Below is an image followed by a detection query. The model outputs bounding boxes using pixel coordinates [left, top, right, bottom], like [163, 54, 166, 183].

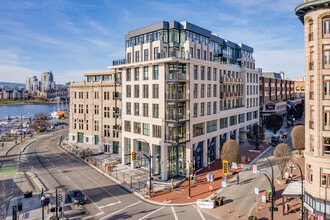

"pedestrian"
[1, 143, 3, 148]
[237, 173, 240, 185]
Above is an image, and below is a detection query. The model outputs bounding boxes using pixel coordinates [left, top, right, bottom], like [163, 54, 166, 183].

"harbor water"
[0, 104, 62, 119]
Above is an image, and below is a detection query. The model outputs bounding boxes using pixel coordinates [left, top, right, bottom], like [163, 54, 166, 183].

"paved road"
[11, 130, 218, 220]
[203, 118, 299, 220]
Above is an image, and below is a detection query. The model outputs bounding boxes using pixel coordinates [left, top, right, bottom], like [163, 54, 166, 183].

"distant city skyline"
[0, 0, 304, 84]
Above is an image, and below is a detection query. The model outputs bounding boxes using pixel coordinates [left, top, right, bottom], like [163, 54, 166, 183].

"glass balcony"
[166, 103, 187, 122]
[165, 122, 188, 144]
[166, 83, 188, 100]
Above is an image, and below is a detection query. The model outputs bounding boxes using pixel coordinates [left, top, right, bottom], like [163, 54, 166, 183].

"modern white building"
[111, 21, 260, 180]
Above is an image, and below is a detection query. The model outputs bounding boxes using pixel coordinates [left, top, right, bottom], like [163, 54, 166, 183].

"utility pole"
[56, 188, 58, 219]
[20, 115, 22, 143]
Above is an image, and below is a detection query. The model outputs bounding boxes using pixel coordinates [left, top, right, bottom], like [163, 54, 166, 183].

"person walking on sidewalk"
[237, 173, 240, 185]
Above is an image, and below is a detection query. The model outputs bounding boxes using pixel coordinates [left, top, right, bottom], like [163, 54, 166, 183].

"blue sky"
[0, 0, 304, 84]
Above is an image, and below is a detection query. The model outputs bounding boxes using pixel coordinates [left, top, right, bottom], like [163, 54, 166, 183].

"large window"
[193, 103, 198, 117]
[134, 122, 141, 134]
[200, 102, 205, 116]
[126, 85, 131, 98]
[134, 85, 139, 98]
[323, 17, 330, 38]
[153, 104, 159, 118]
[126, 102, 131, 115]
[324, 107, 330, 130]
[154, 47, 159, 59]
[207, 102, 211, 115]
[193, 84, 198, 98]
[239, 113, 245, 123]
[307, 164, 313, 183]
[135, 51, 140, 62]
[144, 49, 149, 61]
[207, 120, 217, 133]
[124, 121, 131, 132]
[201, 66, 205, 80]
[143, 103, 148, 117]
[324, 45, 330, 68]
[143, 85, 149, 98]
[134, 103, 139, 116]
[193, 123, 205, 137]
[153, 125, 161, 138]
[153, 84, 159, 98]
[230, 115, 237, 126]
[247, 112, 252, 121]
[194, 65, 198, 80]
[135, 67, 139, 80]
[142, 123, 150, 136]
[127, 68, 131, 81]
[144, 66, 149, 80]
[153, 65, 159, 80]
[220, 117, 228, 129]
[201, 84, 205, 98]
[324, 137, 330, 155]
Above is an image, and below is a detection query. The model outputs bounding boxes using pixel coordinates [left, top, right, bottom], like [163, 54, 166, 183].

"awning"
[282, 180, 305, 198]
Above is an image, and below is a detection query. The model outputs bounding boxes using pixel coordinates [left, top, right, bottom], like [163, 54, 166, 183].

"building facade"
[40, 71, 56, 92]
[111, 21, 259, 180]
[294, 77, 305, 98]
[69, 70, 122, 154]
[259, 72, 296, 119]
[25, 76, 39, 91]
[296, 1, 330, 218]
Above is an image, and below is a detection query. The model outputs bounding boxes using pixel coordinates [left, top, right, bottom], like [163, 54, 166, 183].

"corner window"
[323, 17, 330, 38]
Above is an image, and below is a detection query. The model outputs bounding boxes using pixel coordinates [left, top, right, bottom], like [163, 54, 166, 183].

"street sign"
[255, 187, 259, 195]
[222, 179, 227, 187]
[137, 151, 143, 156]
[223, 160, 228, 175]
[253, 165, 257, 174]
[240, 165, 250, 170]
[132, 151, 137, 161]
[257, 170, 269, 175]
[232, 162, 237, 169]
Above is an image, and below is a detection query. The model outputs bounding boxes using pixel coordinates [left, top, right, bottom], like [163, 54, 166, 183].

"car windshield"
[74, 191, 83, 197]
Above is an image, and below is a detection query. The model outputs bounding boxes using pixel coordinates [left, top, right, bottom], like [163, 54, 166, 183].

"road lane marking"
[73, 183, 104, 215]
[197, 208, 206, 220]
[138, 206, 165, 220]
[46, 144, 121, 202]
[99, 201, 122, 209]
[65, 176, 70, 181]
[99, 201, 142, 220]
[171, 206, 178, 220]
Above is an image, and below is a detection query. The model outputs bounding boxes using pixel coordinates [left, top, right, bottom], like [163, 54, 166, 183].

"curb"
[58, 144, 196, 207]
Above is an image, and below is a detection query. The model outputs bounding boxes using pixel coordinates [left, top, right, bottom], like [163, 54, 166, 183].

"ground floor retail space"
[122, 126, 251, 180]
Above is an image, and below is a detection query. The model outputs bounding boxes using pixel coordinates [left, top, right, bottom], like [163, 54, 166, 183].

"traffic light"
[132, 151, 137, 161]
[223, 160, 228, 175]
[59, 194, 63, 202]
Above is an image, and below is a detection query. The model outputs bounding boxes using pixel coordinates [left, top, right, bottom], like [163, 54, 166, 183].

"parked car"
[271, 134, 282, 147]
[68, 190, 87, 205]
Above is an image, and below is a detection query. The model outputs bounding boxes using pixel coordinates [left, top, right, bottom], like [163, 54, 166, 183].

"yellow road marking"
[45, 139, 121, 202]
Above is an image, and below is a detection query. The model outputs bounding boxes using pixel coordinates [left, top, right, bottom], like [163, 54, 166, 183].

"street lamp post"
[287, 161, 304, 220]
[188, 166, 192, 199]
[40, 195, 45, 220]
[265, 157, 275, 220]
[134, 138, 153, 198]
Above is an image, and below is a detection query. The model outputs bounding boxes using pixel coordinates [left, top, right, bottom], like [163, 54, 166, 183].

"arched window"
[301, 87, 305, 91]
[296, 87, 300, 91]
[323, 16, 330, 38]
[309, 20, 313, 41]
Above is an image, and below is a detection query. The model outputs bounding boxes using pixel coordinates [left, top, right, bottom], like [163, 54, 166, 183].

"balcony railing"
[309, 62, 314, 70]
[309, 121, 314, 129]
[113, 59, 126, 66]
[166, 112, 187, 122]
[166, 71, 188, 81]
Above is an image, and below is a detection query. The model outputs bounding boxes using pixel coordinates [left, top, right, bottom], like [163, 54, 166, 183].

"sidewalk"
[250, 152, 305, 219]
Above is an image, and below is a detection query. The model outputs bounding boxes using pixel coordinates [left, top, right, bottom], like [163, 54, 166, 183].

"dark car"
[68, 190, 87, 205]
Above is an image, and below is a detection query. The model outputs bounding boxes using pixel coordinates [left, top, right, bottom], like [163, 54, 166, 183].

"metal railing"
[113, 59, 126, 66]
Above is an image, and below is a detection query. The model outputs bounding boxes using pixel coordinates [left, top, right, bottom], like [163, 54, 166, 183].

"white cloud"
[81, 37, 112, 48]
[87, 20, 109, 35]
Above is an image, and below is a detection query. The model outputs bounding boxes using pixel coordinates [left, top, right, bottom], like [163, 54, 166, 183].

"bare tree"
[273, 143, 292, 179]
[291, 125, 305, 156]
[265, 114, 283, 134]
[30, 112, 50, 130]
[221, 139, 240, 169]
[0, 179, 7, 220]
[247, 123, 265, 150]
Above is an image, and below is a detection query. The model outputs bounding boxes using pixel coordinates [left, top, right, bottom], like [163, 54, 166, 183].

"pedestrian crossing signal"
[132, 151, 137, 161]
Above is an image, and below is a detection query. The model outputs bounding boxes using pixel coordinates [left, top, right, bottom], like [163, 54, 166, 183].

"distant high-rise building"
[40, 71, 56, 92]
[25, 76, 39, 91]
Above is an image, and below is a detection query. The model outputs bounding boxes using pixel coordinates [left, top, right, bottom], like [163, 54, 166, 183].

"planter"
[276, 177, 287, 185]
